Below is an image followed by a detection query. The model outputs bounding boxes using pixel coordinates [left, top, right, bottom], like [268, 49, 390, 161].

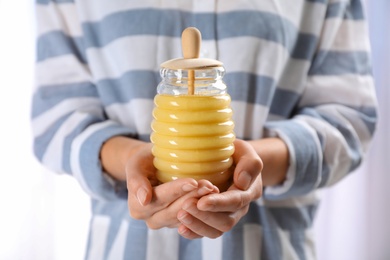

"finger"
[177, 208, 223, 239]
[197, 176, 262, 212]
[232, 139, 263, 190]
[144, 181, 217, 228]
[181, 198, 249, 234]
[145, 212, 182, 230]
[127, 173, 153, 207]
[198, 190, 250, 212]
[178, 205, 247, 238]
[197, 179, 219, 195]
[126, 144, 156, 206]
[178, 199, 249, 238]
[152, 178, 200, 204]
[128, 178, 199, 219]
[177, 224, 203, 240]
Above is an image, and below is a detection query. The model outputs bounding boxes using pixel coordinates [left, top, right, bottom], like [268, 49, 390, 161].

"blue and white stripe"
[32, 0, 377, 259]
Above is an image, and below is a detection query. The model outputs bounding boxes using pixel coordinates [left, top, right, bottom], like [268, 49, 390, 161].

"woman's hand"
[128, 178, 219, 229]
[124, 142, 219, 229]
[177, 139, 263, 239]
[101, 136, 218, 229]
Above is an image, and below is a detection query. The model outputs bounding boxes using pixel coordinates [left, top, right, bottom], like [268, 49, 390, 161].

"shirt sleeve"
[32, 0, 135, 201]
[263, 0, 378, 200]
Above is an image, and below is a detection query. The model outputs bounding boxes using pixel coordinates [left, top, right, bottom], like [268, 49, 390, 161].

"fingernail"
[178, 226, 190, 236]
[238, 171, 252, 190]
[182, 183, 197, 192]
[198, 186, 213, 196]
[137, 187, 148, 206]
[178, 212, 192, 225]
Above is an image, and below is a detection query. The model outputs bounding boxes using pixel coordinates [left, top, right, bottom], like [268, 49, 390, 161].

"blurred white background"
[0, 0, 388, 259]
[0, 1, 90, 259]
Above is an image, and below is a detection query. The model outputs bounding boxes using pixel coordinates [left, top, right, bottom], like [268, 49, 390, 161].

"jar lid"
[160, 27, 223, 70]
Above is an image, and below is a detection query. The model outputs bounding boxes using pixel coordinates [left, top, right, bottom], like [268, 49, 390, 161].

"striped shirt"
[32, 0, 377, 259]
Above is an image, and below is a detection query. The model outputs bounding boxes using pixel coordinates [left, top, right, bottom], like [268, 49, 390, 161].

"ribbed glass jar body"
[151, 67, 235, 191]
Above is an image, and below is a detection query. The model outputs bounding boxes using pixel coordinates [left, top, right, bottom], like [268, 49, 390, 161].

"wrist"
[247, 138, 289, 186]
[100, 136, 146, 181]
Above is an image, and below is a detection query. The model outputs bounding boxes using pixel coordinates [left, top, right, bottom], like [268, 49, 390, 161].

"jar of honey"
[150, 27, 235, 191]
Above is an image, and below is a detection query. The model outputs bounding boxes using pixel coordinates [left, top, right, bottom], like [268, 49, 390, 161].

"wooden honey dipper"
[160, 27, 223, 95]
[181, 27, 201, 95]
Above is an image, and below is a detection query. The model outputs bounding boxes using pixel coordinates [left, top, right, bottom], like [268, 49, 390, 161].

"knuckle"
[237, 193, 250, 208]
[171, 189, 182, 199]
[220, 215, 236, 232]
[253, 157, 263, 173]
[231, 194, 243, 209]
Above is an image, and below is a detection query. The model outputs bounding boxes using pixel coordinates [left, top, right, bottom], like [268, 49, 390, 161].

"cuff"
[70, 120, 137, 201]
[262, 119, 323, 200]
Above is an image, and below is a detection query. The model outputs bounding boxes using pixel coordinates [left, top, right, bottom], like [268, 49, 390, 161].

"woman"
[32, 0, 377, 259]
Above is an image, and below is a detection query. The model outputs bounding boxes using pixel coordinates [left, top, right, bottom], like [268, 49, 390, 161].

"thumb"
[232, 139, 263, 190]
[125, 144, 156, 206]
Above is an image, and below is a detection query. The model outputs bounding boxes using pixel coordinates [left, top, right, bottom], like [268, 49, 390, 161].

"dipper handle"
[182, 27, 201, 59]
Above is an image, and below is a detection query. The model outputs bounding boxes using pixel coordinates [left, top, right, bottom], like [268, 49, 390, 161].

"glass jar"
[150, 66, 235, 191]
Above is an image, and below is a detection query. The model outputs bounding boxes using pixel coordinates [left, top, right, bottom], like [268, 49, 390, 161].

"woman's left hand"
[177, 139, 263, 239]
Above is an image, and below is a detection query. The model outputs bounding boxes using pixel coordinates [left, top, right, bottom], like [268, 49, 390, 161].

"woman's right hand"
[101, 136, 218, 229]
[123, 141, 218, 229]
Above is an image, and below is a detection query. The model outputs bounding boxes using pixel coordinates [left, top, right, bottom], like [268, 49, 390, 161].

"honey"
[151, 94, 235, 190]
